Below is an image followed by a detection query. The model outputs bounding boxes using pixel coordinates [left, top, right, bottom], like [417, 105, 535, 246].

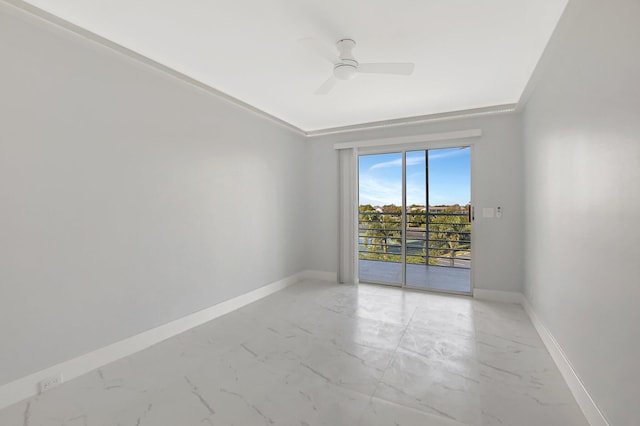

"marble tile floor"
[0, 280, 588, 426]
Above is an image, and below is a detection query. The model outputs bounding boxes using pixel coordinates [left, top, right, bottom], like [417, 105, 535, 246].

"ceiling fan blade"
[358, 62, 415, 75]
[315, 76, 337, 95]
[299, 37, 338, 64]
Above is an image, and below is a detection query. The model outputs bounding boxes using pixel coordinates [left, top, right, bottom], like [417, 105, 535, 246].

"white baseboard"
[0, 272, 304, 411]
[298, 270, 336, 282]
[474, 289, 609, 425]
[1, 274, 608, 426]
[521, 297, 609, 426]
[473, 288, 524, 304]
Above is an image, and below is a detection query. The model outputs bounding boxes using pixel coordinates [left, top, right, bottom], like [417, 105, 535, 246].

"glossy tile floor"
[0, 280, 588, 426]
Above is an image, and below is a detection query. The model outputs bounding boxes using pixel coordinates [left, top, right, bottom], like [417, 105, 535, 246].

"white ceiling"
[20, 0, 568, 132]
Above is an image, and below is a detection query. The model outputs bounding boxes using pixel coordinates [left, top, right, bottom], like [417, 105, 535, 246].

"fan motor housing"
[334, 62, 358, 80]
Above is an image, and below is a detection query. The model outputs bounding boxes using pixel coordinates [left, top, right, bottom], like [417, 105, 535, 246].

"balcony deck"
[359, 259, 471, 293]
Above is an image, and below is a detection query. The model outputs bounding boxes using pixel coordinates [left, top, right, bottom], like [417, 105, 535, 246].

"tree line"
[358, 204, 471, 266]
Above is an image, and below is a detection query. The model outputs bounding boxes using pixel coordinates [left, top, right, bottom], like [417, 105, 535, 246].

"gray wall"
[306, 113, 524, 293]
[521, 0, 640, 424]
[0, 5, 306, 385]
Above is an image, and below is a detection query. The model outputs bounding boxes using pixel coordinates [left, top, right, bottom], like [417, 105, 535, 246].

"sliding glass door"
[358, 147, 471, 294]
[358, 152, 403, 286]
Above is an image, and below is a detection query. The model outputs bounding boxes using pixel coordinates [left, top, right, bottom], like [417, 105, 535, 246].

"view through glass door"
[358, 147, 471, 294]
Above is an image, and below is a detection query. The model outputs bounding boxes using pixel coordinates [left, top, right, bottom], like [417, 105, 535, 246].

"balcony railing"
[358, 210, 471, 268]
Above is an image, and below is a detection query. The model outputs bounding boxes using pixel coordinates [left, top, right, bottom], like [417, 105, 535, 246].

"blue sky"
[358, 147, 470, 206]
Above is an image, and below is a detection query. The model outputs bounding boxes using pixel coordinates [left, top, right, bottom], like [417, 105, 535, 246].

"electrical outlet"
[39, 374, 64, 393]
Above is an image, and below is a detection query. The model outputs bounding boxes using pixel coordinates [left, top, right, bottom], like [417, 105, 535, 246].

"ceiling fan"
[300, 38, 415, 95]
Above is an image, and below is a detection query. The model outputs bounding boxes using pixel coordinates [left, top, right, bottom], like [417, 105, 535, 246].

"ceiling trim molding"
[333, 129, 482, 150]
[3, 0, 520, 138]
[309, 104, 516, 137]
[2, 0, 307, 136]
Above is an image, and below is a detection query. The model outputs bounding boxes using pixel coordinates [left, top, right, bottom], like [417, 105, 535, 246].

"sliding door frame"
[357, 139, 476, 296]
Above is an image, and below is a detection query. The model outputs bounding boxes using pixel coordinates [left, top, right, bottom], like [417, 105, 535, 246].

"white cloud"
[369, 156, 425, 170]
[358, 174, 402, 205]
[428, 147, 469, 160]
